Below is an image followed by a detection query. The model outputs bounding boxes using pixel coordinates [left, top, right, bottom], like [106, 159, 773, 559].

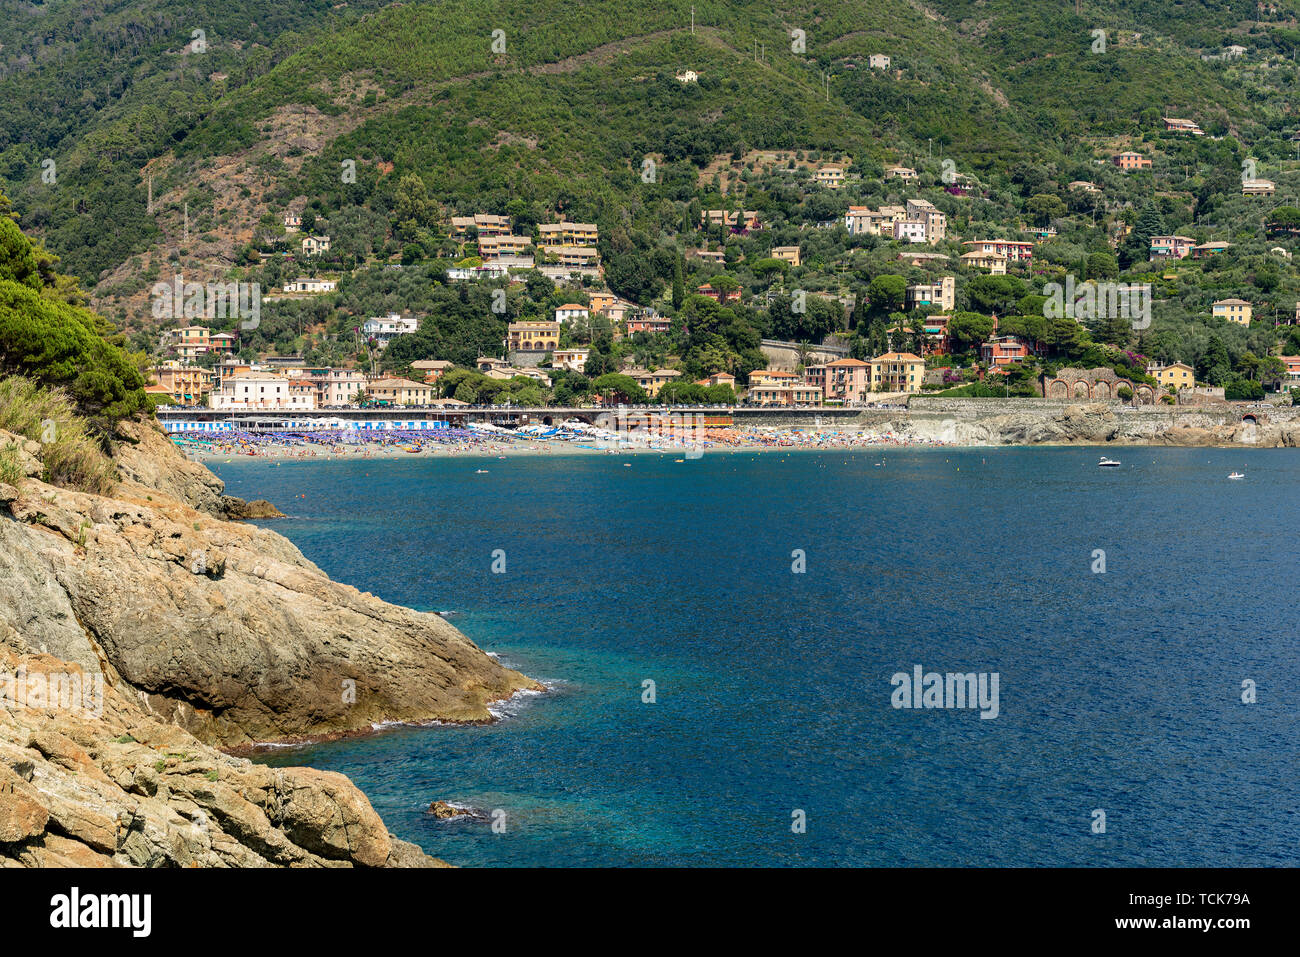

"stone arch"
[1242, 413, 1258, 425]
[1092, 381, 1111, 399]
[1134, 384, 1155, 405]
[1047, 379, 1068, 398]
[1073, 380, 1091, 399]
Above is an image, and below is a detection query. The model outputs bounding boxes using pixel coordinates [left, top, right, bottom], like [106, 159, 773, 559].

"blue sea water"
[209, 446, 1300, 867]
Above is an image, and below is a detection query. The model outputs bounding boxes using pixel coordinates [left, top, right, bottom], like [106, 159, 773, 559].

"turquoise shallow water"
[210, 446, 1300, 866]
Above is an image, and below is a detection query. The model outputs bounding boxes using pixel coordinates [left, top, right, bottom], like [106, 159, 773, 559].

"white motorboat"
[1098, 457, 1121, 468]
[1228, 471, 1245, 480]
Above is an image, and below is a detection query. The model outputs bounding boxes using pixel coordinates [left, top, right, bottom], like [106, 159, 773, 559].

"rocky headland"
[0, 418, 541, 867]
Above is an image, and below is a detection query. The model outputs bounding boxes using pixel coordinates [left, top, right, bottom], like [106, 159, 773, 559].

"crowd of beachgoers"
[172, 422, 956, 461]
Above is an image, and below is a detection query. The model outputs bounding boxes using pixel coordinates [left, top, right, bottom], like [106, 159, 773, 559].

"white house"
[282, 278, 337, 294]
[361, 313, 419, 346]
[676, 70, 698, 83]
[211, 371, 316, 410]
[869, 54, 891, 70]
[555, 303, 591, 324]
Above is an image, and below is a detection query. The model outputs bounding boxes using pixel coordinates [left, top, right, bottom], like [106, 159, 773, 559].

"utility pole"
[690, 5, 694, 33]
[147, 174, 153, 214]
[183, 202, 189, 245]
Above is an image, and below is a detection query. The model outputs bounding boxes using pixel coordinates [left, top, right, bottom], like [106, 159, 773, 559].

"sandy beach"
[174, 424, 957, 463]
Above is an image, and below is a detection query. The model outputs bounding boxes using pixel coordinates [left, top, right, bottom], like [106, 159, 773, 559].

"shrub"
[0, 377, 116, 493]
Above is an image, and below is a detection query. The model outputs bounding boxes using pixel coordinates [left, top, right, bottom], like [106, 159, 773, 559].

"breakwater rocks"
[760, 399, 1300, 447]
[0, 419, 541, 867]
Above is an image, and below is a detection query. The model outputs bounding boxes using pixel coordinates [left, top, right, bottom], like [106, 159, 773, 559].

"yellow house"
[624, 368, 681, 398]
[1147, 362, 1195, 391]
[367, 377, 436, 406]
[814, 167, 845, 189]
[868, 352, 925, 393]
[507, 320, 560, 353]
[771, 246, 802, 268]
[1212, 299, 1251, 325]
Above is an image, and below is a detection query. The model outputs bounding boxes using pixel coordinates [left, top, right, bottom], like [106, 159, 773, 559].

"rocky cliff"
[0, 419, 541, 867]
[881, 401, 1300, 447]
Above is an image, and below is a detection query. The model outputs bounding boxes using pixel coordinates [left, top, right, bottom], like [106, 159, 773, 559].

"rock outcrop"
[0, 642, 441, 867]
[1, 418, 541, 867]
[0, 424, 539, 746]
[885, 402, 1300, 447]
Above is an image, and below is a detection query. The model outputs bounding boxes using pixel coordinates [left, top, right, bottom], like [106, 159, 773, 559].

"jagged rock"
[222, 496, 285, 520]
[427, 800, 469, 820]
[0, 412, 540, 868]
[0, 429, 540, 746]
[0, 647, 443, 867]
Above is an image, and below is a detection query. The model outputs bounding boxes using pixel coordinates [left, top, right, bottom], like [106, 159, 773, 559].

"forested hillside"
[3, 0, 1300, 400]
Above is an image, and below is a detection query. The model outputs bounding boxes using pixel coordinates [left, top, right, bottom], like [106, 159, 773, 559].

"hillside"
[3, 0, 1300, 399]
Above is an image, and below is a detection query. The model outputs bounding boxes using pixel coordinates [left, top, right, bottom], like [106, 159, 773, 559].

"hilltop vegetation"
[3, 1, 1300, 402]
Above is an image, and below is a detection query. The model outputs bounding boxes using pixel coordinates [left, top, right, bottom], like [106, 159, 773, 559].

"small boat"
[474, 469, 489, 474]
[1098, 457, 1121, 468]
[1228, 471, 1245, 480]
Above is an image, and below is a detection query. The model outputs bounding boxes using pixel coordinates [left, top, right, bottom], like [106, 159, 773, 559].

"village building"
[1149, 235, 1197, 260]
[451, 213, 512, 236]
[814, 166, 846, 188]
[161, 326, 212, 362]
[1147, 362, 1195, 392]
[905, 198, 947, 242]
[366, 377, 437, 406]
[822, 358, 872, 403]
[624, 368, 681, 398]
[1163, 117, 1204, 135]
[700, 209, 762, 232]
[506, 320, 560, 353]
[905, 276, 955, 312]
[980, 335, 1033, 368]
[771, 245, 802, 267]
[555, 303, 591, 324]
[959, 251, 1007, 274]
[1212, 299, 1252, 324]
[696, 283, 741, 305]
[697, 372, 737, 389]
[963, 239, 1034, 263]
[867, 352, 925, 393]
[148, 363, 213, 406]
[361, 313, 418, 346]
[538, 221, 599, 248]
[626, 313, 672, 335]
[301, 235, 331, 256]
[211, 371, 316, 411]
[1191, 241, 1232, 259]
[1111, 151, 1152, 171]
[553, 349, 590, 372]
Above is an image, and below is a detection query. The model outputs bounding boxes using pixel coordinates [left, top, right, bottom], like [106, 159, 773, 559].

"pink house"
[823, 358, 872, 404]
[980, 335, 1032, 367]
